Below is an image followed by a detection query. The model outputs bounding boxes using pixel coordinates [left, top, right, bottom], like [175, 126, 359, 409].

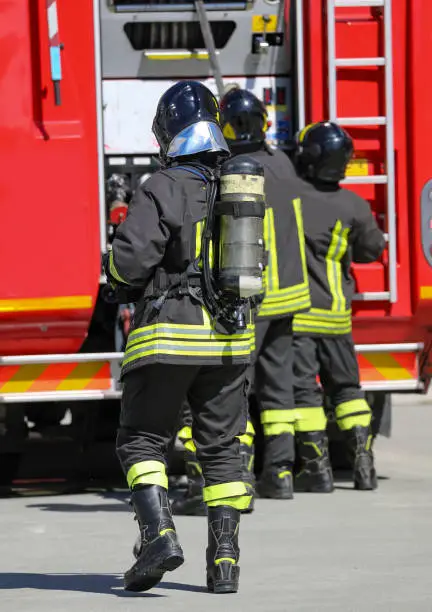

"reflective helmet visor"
[166, 121, 230, 158]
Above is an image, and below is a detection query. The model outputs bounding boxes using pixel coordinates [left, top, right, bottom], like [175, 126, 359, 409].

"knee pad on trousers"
[203, 482, 251, 511]
[127, 460, 168, 490]
[260, 410, 296, 437]
[335, 399, 371, 431]
[294, 406, 327, 433]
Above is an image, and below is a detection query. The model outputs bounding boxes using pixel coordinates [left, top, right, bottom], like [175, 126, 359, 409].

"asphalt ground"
[0, 392, 431, 612]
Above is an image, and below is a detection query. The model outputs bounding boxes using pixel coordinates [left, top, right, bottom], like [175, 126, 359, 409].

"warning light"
[276, 87, 286, 105]
[263, 88, 272, 105]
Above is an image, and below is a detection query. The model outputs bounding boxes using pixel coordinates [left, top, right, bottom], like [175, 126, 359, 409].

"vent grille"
[124, 21, 236, 50]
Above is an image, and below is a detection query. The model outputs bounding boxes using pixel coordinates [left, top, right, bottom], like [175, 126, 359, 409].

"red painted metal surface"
[300, 0, 431, 347]
[0, 1, 100, 355]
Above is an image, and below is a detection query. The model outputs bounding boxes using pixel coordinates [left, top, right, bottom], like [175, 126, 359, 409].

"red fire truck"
[1, 0, 431, 470]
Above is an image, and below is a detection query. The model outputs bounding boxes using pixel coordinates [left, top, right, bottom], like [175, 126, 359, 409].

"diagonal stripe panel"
[56, 362, 109, 391]
[0, 365, 48, 393]
[360, 353, 414, 381]
[28, 363, 78, 392]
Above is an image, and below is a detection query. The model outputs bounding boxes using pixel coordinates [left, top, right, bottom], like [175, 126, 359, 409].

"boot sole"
[125, 538, 184, 592]
[207, 563, 240, 594]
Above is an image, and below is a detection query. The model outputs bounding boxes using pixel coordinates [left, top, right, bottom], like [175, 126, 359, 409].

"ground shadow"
[159, 581, 208, 593]
[0, 573, 162, 598]
[334, 475, 389, 491]
[27, 491, 131, 513]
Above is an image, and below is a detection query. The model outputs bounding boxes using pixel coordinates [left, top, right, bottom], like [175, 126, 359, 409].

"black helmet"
[294, 121, 353, 183]
[220, 89, 268, 147]
[152, 80, 229, 161]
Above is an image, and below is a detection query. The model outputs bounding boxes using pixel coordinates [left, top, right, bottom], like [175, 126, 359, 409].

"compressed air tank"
[217, 155, 266, 298]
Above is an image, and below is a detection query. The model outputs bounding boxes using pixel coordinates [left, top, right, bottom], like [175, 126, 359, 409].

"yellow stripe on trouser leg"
[294, 407, 327, 432]
[126, 460, 168, 490]
[335, 399, 371, 431]
[261, 410, 296, 436]
[203, 481, 251, 510]
[260, 410, 296, 425]
[263, 422, 295, 436]
[237, 419, 255, 446]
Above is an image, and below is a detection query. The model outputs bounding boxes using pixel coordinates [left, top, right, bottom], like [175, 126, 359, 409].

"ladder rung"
[335, 57, 386, 67]
[334, 0, 384, 7]
[352, 291, 390, 302]
[337, 116, 386, 126]
[342, 175, 388, 184]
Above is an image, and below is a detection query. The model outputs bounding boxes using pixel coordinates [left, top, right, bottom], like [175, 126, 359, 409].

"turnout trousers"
[292, 335, 372, 433]
[117, 363, 251, 509]
[251, 317, 296, 469]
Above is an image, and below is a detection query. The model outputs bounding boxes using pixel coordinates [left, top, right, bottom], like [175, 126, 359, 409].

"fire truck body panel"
[0, 0, 431, 407]
[0, 1, 103, 356]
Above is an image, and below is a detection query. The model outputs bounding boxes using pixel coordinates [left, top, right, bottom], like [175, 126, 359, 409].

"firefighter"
[291, 121, 386, 492]
[105, 81, 260, 594]
[220, 88, 311, 499]
[171, 401, 255, 515]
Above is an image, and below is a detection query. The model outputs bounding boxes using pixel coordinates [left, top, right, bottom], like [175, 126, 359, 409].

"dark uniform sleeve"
[350, 195, 386, 263]
[109, 181, 171, 286]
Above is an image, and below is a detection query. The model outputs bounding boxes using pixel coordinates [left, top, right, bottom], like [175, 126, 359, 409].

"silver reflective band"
[167, 121, 230, 158]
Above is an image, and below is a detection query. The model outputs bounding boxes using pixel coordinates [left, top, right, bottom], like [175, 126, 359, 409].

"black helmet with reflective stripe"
[152, 80, 230, 161]
[220, 89, 268, 148]
[294, 121, 354, 183]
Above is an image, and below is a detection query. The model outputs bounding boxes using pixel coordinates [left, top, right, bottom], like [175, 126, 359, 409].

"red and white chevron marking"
[46, 0, 60, 46]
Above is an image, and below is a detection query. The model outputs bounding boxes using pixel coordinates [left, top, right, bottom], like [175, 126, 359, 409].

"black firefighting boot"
[256, 433, 295, 499]
[125, 485, 184, 592]
[171, 450, 207, 516]
[295, 431, 334, 493]
[239, 442, 256, 513]
[345, 426, 378, 490]
[206, 506, 241, 594]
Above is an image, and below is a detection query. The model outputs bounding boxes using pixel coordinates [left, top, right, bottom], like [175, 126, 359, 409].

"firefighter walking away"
[221, 89, 311, 500]
[105, 81, 266, 593]
[291, 121, 386, 492]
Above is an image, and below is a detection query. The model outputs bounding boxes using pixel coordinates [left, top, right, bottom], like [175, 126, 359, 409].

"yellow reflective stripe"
[293, 308, 352, 334]
[237, 433, 254, 446]
[203, 481, 247, 503]
[335, 399, 371, 420]
[128, 322, 254, 343]
[263, 207, 279, 293]
[292, 198, 309, 286]
[184, 439, 197, 453]
[123, 342, 252, 367]
[178, 425, 192, 441]
[326, 221, 350, 312]
[215, 558, 236, 565]
[337, 414, 371, 431]
[298, 122, 317, 143]
[195, 220, 202, 258]
[278, 470, 292, 479]
[260, 410, 296, 425]
[263, 423, 295, 436]
[258, 294, 311, 317]
[207, 495, 252, 510]
[196, 219, 214, 268]
[109, 250, 128, 284]
[303, 441, 323, 457]
[0, 296, 93, 313]
[246, 420, 255, 436]
[294, 407, 327, 432]
[126, 460, 167, 489]
[160, 528, 175, 536]
[334, 227, 350, 311]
